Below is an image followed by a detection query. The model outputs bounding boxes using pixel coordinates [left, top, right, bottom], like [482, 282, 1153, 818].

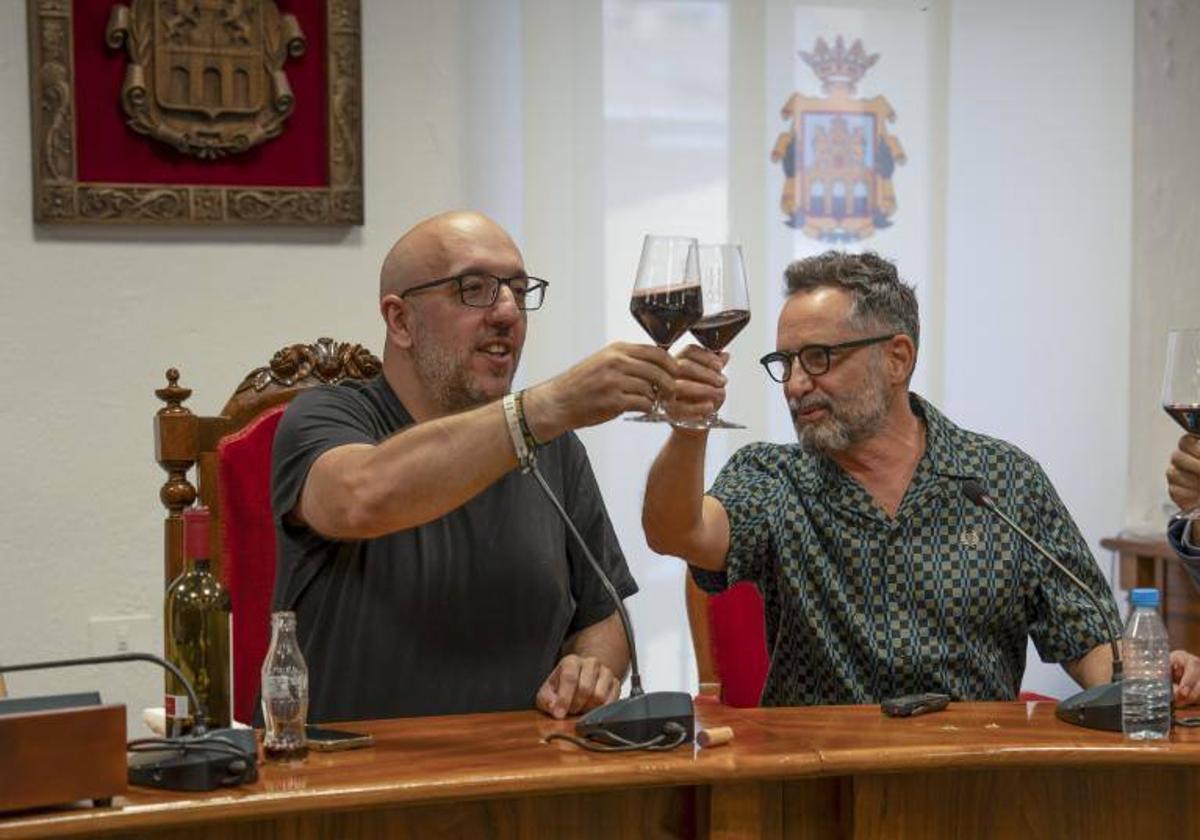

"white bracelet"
[502, 393, 531, 467]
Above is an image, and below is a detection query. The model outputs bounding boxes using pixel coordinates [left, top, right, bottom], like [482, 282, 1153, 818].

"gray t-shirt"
[270, 375, 637, 723]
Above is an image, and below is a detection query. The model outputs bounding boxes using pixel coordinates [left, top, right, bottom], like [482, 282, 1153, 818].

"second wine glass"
[672, 243, 750, 430]
[627, 235, 703, 423]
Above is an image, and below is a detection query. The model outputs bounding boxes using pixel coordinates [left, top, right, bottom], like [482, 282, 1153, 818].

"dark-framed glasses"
[399, 273, 549, 310]
[759, 333, 896, 382]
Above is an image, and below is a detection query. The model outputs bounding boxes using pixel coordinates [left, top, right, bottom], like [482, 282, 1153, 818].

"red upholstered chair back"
[686, 574, 769, 707]
[217, 405, 287, 724]
[154, 338, 380, 724]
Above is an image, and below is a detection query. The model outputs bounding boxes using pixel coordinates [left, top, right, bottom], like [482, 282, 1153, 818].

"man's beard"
[788, 360, 890, 455]
[410, 326, 516, 414]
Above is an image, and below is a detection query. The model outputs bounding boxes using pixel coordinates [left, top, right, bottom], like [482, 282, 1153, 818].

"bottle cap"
[1130, 587, 1160, 608]
[183, 506, 211, 560]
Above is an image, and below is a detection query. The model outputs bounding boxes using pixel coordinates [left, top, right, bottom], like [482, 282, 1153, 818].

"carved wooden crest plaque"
[106, 0, 307, 159]
[26, 0, 363, 226]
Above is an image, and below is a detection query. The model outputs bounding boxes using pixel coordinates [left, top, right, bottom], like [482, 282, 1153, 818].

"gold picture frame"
[26, 0, 363, 226]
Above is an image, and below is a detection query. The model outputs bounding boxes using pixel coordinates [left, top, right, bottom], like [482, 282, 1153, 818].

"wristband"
[502, 393, 531, 467]
[513, 390, 543, 451]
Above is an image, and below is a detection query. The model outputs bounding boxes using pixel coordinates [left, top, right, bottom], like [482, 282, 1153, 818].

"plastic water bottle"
[1120, 588, 1172, 740]
[261, 611, 309, 760]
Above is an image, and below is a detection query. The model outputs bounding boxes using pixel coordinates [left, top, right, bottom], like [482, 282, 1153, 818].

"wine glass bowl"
[627, 235, 703, 423]
[673, 243, 751, 430]
[1162, 327, 1200, 521]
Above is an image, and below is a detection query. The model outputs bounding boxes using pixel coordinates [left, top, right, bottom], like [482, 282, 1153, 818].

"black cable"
[1, 652, 209, 735]
[524, 455, 644, 697]
[126, 736, 252, 761]
[544, 722, 688, 752]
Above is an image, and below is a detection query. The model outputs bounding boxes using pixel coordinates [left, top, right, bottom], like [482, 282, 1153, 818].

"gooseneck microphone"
[525, 458, 693, 751]
[0, 652, 207, 733]
[961, 479, 1126, 731]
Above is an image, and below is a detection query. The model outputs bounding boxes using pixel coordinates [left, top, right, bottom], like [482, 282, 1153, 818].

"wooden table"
[3, 700, 1200, 839]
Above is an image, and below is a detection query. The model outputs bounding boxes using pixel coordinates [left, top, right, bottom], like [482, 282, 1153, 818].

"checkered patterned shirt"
[694, 394, 1118, 706]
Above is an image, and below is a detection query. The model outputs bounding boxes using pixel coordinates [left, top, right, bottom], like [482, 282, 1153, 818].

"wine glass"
[1163, 327, 1200, 523]
[672, 243, 751, 430]
[627, 235, 703, 423]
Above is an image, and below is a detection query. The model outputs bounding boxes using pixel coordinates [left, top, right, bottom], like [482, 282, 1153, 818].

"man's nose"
[783, 362, 814, 399]
[487, 283, 522, 322]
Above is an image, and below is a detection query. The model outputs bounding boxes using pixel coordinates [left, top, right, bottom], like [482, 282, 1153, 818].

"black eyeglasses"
[399, 273, 549, 310]
[759, 334, 896, 382]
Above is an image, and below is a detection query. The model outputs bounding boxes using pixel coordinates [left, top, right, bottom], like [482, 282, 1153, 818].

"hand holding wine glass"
[671, 243, 750, 430]
[627, 235, 704, 423]
[1163, 328, 1200, 533]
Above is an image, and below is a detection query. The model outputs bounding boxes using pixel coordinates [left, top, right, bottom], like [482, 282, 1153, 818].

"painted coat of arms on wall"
[771, 36, 906, 242]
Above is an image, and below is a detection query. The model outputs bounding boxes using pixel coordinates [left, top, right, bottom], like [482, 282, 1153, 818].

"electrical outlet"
[88, 615, 155, 657]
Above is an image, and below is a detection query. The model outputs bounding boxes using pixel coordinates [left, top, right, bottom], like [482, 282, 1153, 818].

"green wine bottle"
[164, 506, 231, 735]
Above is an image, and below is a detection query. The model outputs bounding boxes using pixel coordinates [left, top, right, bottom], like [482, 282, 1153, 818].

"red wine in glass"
[1164, 404, 1200, 435]
[630, 285, 704, 348]
[674, 244, 751, 430]
[1162, 328, 1200, 523]
[691, 309, 750, 352]
[626, 235, 702, 423]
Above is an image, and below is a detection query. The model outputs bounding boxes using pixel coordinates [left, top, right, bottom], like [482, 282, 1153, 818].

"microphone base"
[1054, 681, 1123, 732]
[575, 691, 695, 746]
[128, 728, 258, 791]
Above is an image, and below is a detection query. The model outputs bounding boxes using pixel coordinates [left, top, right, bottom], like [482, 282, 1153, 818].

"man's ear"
[886, 334, 916, 384]
[381, 293, 416, 350]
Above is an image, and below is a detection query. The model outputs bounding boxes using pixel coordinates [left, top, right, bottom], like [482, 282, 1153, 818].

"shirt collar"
[790, 392, 984, 493]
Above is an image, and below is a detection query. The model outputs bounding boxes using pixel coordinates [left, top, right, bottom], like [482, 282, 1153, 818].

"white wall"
[0, 1, 486, 730]
[943, 0, 1133, 697]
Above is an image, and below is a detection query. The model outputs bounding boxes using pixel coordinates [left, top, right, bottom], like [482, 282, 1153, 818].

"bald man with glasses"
[271, 210, 676, 723]
[643, 250, 1200, 708]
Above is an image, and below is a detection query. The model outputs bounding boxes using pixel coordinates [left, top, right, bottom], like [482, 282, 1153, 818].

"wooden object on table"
[1102, 532, 1200, 652]
[0, 704, 126, 814]
[5, 701, 1200, 839]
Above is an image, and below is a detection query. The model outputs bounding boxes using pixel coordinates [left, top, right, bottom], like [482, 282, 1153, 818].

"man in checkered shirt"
[643, 251, 1200, 706]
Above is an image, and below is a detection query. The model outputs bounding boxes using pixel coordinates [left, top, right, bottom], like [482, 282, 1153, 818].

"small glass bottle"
[261, 611, 309, 760]
[164, 506, 231, 736]
[1121, 587, 1172, 740]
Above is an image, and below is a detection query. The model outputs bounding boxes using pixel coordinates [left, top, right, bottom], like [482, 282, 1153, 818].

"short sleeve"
[271, 386, 378, 527]
[703, 443, 783, 594]
[1019, 461, 1120, 664]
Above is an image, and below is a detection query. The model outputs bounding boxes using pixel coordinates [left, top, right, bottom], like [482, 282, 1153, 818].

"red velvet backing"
[217, 405, 287, 724]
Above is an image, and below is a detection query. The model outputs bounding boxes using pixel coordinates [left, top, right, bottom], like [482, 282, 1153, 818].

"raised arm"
[296, 343, 676, 540]
[642, 346, 732, 571]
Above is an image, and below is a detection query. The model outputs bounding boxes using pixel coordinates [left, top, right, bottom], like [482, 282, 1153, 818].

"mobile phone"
[305, 725, 374, 751]
[881, 692, 951, 718]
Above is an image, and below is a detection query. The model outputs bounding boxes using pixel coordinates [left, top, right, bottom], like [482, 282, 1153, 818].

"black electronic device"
[523, 456, 694, 752]
[306, 725, 374, 751]
[961, 480, 1125, 732]
[127, 728, 258, 791]
[881, 692, 951, 718]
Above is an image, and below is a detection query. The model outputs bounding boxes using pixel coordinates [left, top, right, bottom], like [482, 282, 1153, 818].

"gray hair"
[783, 250, 920, 351]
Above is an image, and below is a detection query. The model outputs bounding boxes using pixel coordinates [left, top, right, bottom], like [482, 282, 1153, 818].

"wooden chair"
[154, 337, 381, 723]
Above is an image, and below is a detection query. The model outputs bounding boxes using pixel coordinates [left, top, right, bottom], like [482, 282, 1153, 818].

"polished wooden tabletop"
[4, 700, 1200, 838]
